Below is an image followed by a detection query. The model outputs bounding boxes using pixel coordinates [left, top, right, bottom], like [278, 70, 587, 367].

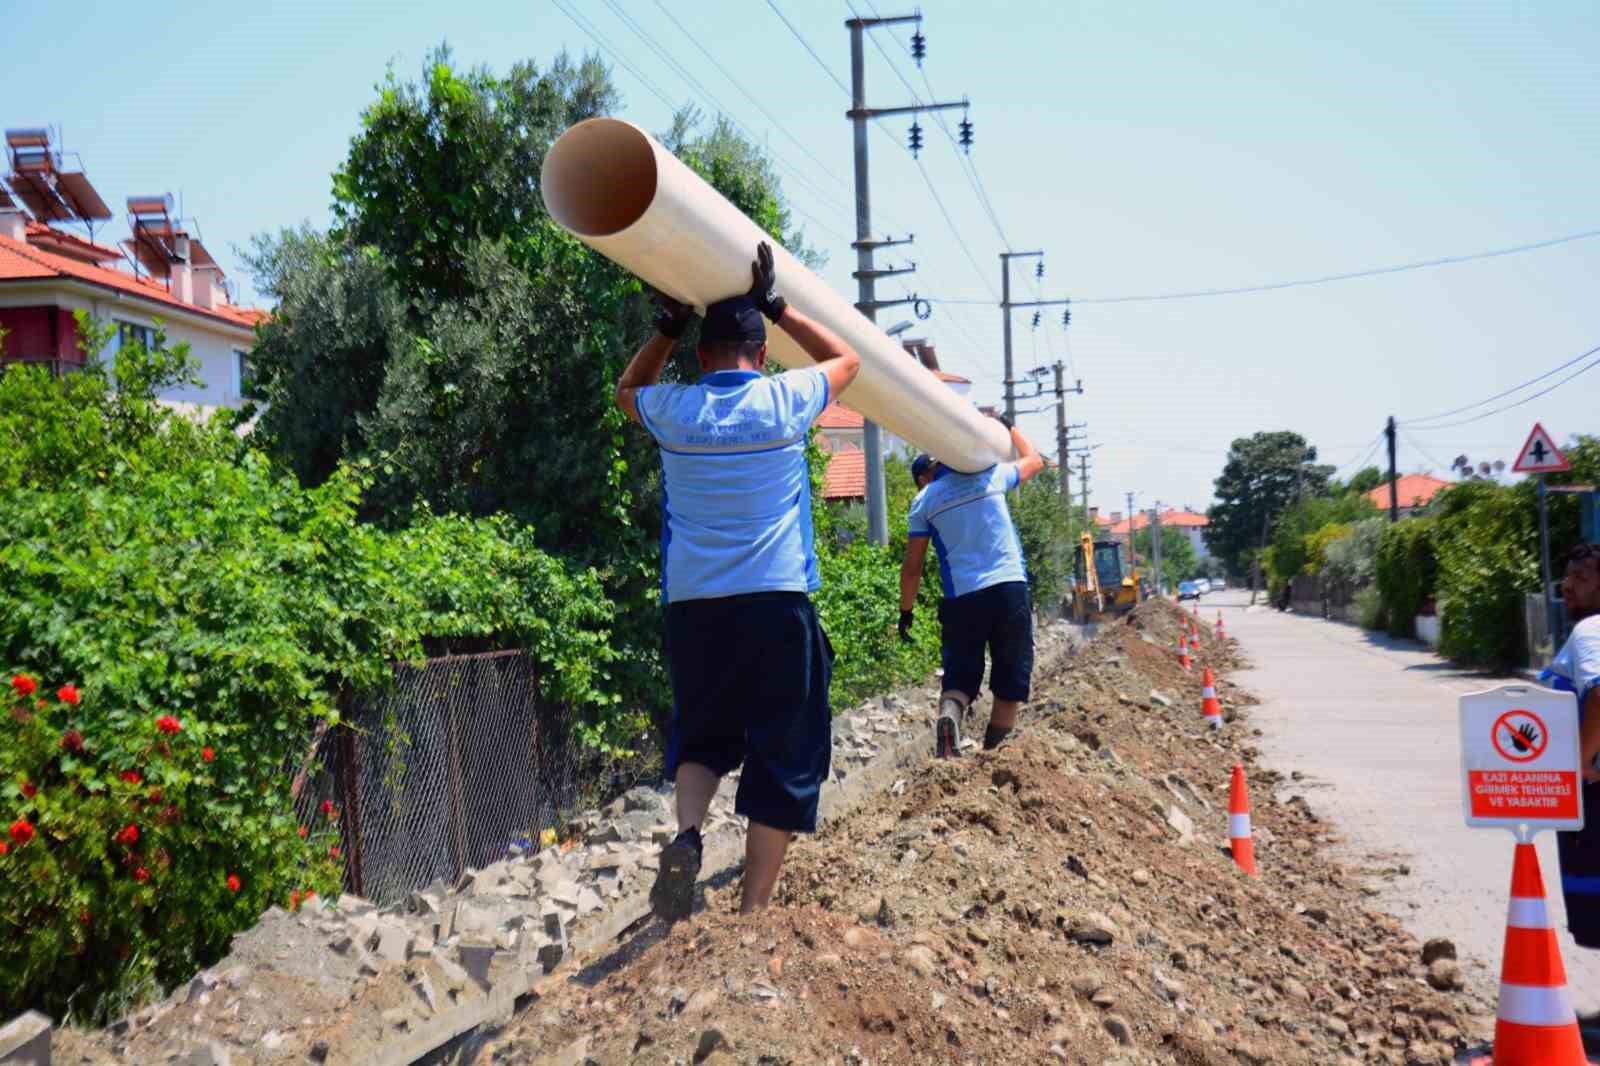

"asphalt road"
[1211, 588, 1600, 1012]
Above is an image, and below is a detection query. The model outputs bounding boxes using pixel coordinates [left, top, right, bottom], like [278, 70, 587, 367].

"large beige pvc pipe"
[541, 118, 1011, 474]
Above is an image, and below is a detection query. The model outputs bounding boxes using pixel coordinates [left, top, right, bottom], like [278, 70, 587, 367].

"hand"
[652, 290, 693, 339]
[995, 413, 1015, 430]
[897, 610, 914, 643]
[748, 241, 788, 322]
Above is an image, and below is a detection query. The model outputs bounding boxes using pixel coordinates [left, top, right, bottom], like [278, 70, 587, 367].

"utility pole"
[1076, 453, 1091, 526]
[1048, 361, 1085, 511]
[1385, 415, 1399, 524]
[998, 254, 1070, 424]
[1124, 491, 1137, 574]
[1151, 504, 1163, 597]
[847, 13, 966, 546]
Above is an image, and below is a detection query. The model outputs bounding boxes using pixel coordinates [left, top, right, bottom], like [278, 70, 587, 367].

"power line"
[1400, 429, 1452, 475]
[922, 225, 1600, 307]
[551, 0, 678, 110]
[764, 0, 851, 96]
[1407, 347, 1600, 431]
[1401, 341, 1600, 426]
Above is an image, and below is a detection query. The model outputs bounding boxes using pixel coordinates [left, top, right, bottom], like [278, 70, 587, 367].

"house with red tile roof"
[1102, 508, 1213, 560]
[1364, 473, 1452, 516]
[1, 129, 262, 411]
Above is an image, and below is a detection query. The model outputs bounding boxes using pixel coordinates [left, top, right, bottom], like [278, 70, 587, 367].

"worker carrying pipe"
[614, 241, 861, 922]
[897, 420, 1046, 759]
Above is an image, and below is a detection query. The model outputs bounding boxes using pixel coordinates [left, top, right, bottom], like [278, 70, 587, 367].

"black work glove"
[652, 290, 693, 339]
[995, 413, 1015, 431]
[897, 610, 914, 643]
[748, 241, 788, 323]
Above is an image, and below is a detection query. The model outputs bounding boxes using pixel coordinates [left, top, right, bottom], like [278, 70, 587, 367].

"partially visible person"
[1542, 544, 1600, 991]
[614, 241, 861, 920]
[897, 421, 1046, 758]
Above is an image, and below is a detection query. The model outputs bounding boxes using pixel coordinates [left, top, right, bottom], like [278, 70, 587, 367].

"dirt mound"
[482, 603, 1485, 1065]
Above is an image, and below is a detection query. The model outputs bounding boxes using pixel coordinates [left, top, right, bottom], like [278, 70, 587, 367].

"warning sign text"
[1468, 770, 1580, 819]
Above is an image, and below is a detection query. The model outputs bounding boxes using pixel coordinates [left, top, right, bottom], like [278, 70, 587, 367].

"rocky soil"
[473, 602, 1493, 1065]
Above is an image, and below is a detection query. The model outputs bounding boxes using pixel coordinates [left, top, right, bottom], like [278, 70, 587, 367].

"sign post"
[1512, 423, 1570, 651]
[1460, 684, 1583, 838]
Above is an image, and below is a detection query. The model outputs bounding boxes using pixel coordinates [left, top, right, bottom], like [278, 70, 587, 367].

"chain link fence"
[291, 650, 659, 907]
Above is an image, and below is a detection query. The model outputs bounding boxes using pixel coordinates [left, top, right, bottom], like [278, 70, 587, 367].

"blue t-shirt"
[907, 463, 1027, 598]
[637, 367, 829, 604]
[1540, 615, 1600, 715]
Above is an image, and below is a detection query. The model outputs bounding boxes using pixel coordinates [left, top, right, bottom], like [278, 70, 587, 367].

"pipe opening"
[541, 118, 658, 237]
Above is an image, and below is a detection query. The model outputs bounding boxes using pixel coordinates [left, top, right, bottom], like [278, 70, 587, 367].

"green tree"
[1133, 524, 1199, 589]
[1007, 468, 1084, 612]
[1205, 431, 1333, 581]
[1344, 466, 1385, 496]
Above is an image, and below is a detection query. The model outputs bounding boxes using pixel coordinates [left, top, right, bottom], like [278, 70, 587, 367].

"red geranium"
[60, 729, 84, 753]
[155, 715, 182, 735]
[56, 684, 79, 705]
[0, 842, 8, 856]
[329, 846, 340, 859]
[319, 799, 336, 818]
[302, 889, 315, 902]
[226, 873, 241, 892]
[114, 824, 139, 847]
[297, 826, 308, 838]
[120, 771, 142, 785]
[132, 867, 150, 883]
[288, 889, 301, 911]
[201, 747, 215, 762]
[20, 782, 36, 799]
[10, 675, 36, 698]
[9, 820, 35, 846]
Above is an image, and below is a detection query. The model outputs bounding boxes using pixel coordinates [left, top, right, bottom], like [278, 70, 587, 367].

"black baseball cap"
[911, 453, 936, 481]
[700, 296, 766, 345]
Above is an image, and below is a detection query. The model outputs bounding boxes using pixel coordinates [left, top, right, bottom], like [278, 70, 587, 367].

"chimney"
[0, 208, 24, 242]
[170, 232, 193, 304]
[193, 265, 221, 310]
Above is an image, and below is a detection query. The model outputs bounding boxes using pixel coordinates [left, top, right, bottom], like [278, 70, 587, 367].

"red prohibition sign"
[1491, 709, 1548, 763]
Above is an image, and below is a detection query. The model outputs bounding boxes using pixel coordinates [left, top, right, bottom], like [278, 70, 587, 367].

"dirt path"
[476, 602, 1485, 1065]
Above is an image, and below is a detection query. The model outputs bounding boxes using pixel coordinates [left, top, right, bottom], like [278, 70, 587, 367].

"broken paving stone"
[1426, 959, 1463, 991]
[577, 887, 603, 915]
[187, 1041, 233, 1066]
[1149, 690, 1173, 708]
[370, 921, 411, 963]
[457, 942, 498, 990]
[413, 973, 439, 1013]
[1164, 805, 1195, 846]
[1068, 913, 1118, 945]
[1421, 937, 1457, 965]
[433, 953, 470, 990]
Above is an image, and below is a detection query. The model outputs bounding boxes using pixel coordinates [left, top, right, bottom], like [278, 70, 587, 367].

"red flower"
[302, 889, 315, 902]
[120, 771, 142, 785]
[155, 715, 182, 735]
[297, 826, 308, 839]
[289, 889, 301, 911]
[132, 867, 150, 883]
[9, 820, 35, 846]
[78, 910, 91, 926]
[59, 730, 84, 754]
[226, 873, 241, 892]
[114, 823, 139, 847]
[0, 842, 8, 856]
[319, 799, 336, 818]
[20, 782, 37, 799]
[201, 747, 215, 762]
[10, 675, 36, 698]
[147, 789, 163, 804]
[329, 846, 340, 859]
[56, 684, 79, 705]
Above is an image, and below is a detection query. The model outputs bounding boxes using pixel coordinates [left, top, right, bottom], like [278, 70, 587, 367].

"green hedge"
[1375, 516, 1437, 638]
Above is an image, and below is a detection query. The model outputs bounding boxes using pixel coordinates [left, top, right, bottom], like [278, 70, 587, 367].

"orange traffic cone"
[1487, 842, 1586, 1064]
[1200, 667, 1223, 730]
[1177, 635, 1191, 671]
[1189, 624, 1201, 651]
[1228, 765, 1256, 876]
[1215, 611, 1226, 638]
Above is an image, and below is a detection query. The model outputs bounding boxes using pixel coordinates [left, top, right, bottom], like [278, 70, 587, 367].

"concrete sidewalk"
[1213, 590, 1600, 1012]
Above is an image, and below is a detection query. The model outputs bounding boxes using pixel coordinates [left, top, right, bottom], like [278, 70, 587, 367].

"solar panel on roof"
[56, 172, 111, 221]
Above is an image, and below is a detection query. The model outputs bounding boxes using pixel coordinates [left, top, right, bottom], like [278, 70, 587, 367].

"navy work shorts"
[1558, 779, 1600, 949]
[937, 580, 1034, 703]
[663, 591, 834, 834]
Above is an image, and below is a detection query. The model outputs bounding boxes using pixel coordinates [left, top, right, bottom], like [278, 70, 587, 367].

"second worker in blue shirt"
[898, 421, 1046, 758]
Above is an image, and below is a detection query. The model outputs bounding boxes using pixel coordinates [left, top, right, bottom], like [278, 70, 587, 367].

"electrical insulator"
[958, 113, 974, 153]
[1035, 261, 1044, 280]
[911, 30, 926, 66]
[1031, 310, 1041, 329]
[908, 120, 923, 158]
[1061, 307, 1072, 328]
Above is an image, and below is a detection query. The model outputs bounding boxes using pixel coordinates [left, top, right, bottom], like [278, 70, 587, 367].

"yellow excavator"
[1070, 532, 1142, 622]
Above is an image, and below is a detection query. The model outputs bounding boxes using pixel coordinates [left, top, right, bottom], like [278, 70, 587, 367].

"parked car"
[1195, 578, 1212, 594]
[1177, 580, 1201, 601]
[1212, 577, 1228, 590]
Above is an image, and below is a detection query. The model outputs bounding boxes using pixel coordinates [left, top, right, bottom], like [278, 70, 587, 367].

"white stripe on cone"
[1209, 717, 1222, 731]
[1507, 896, 1552, 929]
[1229, 813, 1251, 838]
[1498, 982, 1577, 1027]
[1202, 686, 1217, 698]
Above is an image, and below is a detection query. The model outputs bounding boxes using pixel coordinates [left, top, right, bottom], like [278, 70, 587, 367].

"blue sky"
[8, 0, 1597, 513]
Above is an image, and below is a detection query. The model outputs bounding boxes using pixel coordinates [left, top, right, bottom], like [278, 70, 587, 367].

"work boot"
[935, 695, 965, 759]
[650, 826, 702, 922]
